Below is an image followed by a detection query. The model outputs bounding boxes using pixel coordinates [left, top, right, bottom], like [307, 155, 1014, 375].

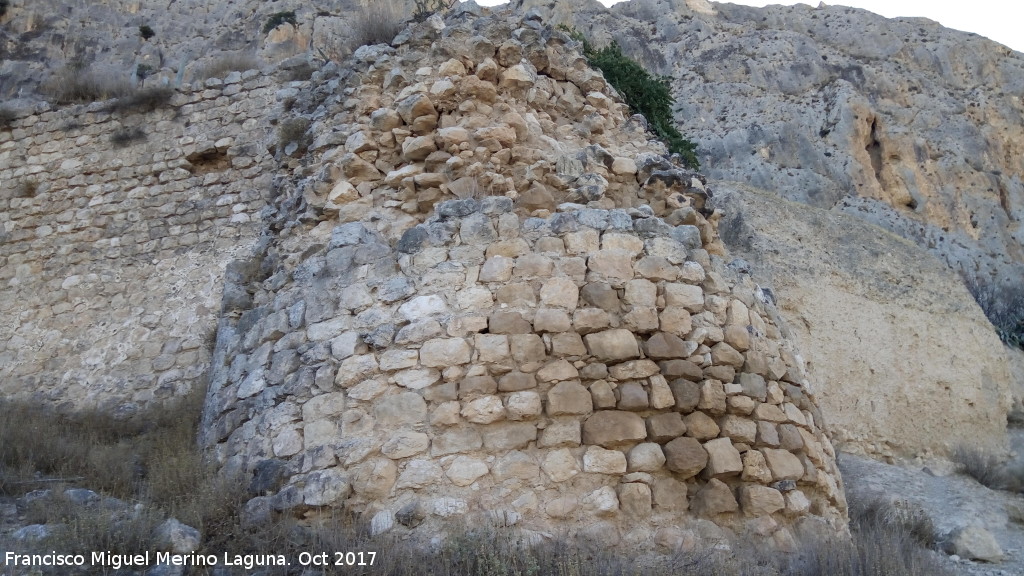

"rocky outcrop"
[0, 0, 422, 99]
[538, 0, 1024, 291]
[713, 183, 1011, 458]
[201, 8, 845, 547]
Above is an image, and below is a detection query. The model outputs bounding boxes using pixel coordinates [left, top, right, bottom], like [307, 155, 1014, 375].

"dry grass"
[278, 117, 312, 151]
[39, 65, 134, 104]
[16, 178, 39, 198]
[783, 493, 950, 576]
[953, 445, 1024, 493]
[39, 65, 174, 111]
[351, 0, 405, 50]
[846, 494, 938, 549]
[104, 85, 175, 113]
[0, 391, 953, 576]
[110, 126, 146, 147]
[193, 52, 260, 82]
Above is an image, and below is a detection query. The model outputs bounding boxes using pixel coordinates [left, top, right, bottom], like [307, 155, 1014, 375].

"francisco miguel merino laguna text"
[4, 551, 288, 570]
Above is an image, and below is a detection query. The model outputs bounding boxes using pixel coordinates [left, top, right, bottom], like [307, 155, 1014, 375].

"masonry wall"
[204, 200, 847, 548]
[0, 72, 282, 411]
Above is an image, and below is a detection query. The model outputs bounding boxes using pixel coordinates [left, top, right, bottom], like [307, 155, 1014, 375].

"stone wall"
[199, 9, 846, 548]
[204, 203, 846, 546]
[0, 71, 280, 411]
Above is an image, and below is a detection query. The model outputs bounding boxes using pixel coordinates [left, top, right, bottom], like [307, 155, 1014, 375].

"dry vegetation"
[39, 65, 134, 104]
[109, 126, 147, 147]
[38, 65, 175, 112]
[350, 0, 405, 50]
[953, 445, 1024, 494]
[962, 271, 1024, 349]
[1, 387, 954, 576]
[193, 53, 260, 83]
[278, 117, 312, 151]
[0, 106, 16, 129]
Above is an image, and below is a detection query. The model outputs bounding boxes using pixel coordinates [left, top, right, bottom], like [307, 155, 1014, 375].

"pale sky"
[475, 0, 1024, 53]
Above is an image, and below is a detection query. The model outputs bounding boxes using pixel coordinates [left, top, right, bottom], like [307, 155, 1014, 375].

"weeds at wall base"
[953, 445, 1024, 493]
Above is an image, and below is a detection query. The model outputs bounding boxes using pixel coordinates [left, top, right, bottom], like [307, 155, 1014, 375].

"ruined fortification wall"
[204, 204, 846, 546]
[198, 9, 846, 548]
[0, 72, 282, 411]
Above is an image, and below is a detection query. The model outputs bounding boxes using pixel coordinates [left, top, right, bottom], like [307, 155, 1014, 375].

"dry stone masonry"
[201, 8, 846, 548]
[206, 205, 846, 545]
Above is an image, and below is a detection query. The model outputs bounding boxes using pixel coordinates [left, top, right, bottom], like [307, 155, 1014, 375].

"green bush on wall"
[263, 10, 297, 33]
[560, 25, 699, 169]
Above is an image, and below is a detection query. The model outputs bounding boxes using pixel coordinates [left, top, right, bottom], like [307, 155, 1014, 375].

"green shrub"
[559, 25, 699, 169]
[136, 62, 155, 82]
[139, 24, 155, 40]
[0, 0, 8, 18]
[263, 10, 297, 33]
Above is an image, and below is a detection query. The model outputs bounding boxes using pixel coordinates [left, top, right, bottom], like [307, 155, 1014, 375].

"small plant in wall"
[0, 0, 10, 18]
[412, 0, 456, 21]
[136, 63, 154, 85]
[263, 11, 297, 34]
[139, 24, 155, 40]
[557, 25, 700, 169]
[110, 126, 147, 148]
[17, 178, 39, 198]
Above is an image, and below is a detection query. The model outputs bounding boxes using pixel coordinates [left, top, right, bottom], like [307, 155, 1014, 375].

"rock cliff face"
[713, 183, 1010, 457]
[201, 9, 845, 547]
[522, 0, 1021, 457]
[550, 0, 1024, 288]
[0, 0, 417, 99]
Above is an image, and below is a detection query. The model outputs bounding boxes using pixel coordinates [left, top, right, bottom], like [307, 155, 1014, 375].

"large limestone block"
[583, 446, 628, 474]
[691, 478, 738, 517]
[761, 448, 804, 481]
[739, 485, 785, 517]
[542, 448, 580, 482]
[628, 442, 666, 472]
[419, 338, 471, 367]
[663, 437, 708, 478]
[702, 438, 743, 478]
[446, 456, 490, 486]
[547, 381, 593, 415]
[582, 410, 647, 447]
[381, 431, 430, 459]
[584, 329, 640, 361]
[618, 483, 653, 517]
[947, 525, 1004, 562]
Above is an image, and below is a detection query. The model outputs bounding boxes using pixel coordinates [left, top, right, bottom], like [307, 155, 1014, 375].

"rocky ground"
[840, 428, 1024, 576]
